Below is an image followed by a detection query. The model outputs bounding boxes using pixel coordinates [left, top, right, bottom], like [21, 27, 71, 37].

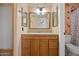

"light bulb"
[35, 7, 47, 15]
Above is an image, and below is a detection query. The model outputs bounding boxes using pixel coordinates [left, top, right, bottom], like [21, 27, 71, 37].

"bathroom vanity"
[21, 34, 58, 56]
[19, 3, 59, 56]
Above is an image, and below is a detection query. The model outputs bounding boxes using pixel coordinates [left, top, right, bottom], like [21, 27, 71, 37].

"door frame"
[8, 3, 17, 56]
[58, 3, 65, 56]
[12, 3, 17, 56]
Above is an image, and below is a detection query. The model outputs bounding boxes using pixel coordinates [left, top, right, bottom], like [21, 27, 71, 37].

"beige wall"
[17, 3, 59, 34]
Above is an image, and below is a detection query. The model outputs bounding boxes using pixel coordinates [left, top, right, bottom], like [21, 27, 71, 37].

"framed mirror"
[29, 12, 50, 29]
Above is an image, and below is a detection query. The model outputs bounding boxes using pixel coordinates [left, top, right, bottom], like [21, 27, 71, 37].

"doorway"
[0, 3, 14, 56]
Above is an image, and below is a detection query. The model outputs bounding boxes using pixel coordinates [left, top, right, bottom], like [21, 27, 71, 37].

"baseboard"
[0, 49, 13, 56]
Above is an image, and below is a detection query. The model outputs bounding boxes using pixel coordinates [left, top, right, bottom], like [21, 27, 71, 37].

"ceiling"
[18, 3, 58, 7]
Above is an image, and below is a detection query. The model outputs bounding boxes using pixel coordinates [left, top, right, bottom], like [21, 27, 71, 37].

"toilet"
[66, 43, 79, 56]
[65, 35, 79, 56]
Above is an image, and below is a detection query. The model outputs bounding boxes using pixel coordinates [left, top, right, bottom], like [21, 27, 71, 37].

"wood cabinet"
[21, 34, 58, 56]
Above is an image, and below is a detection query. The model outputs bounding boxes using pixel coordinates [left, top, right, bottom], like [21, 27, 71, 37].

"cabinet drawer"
[22, 35, 58, 40]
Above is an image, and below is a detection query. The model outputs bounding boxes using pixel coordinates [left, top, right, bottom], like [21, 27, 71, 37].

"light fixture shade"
[35, 7, 47, 15]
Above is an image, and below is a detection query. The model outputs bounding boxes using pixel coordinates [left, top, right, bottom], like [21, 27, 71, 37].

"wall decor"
[19, 8, 27, 27]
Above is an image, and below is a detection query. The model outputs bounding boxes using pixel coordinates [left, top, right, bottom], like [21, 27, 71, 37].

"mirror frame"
[29, 12, 51, 29]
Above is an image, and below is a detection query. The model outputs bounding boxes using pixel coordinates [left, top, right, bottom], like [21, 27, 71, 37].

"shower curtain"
[70, 8, 79, 46]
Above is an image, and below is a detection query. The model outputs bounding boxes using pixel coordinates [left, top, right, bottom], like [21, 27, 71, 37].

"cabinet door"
[49, 40, 58, 56]
[22, 39, 31, 56]
[31, 39, 39, 56]
[39, 39, 48, 56]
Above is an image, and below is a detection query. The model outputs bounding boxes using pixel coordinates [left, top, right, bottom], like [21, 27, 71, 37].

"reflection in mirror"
[19, 8, 27, 27]
[52, 6, 58, 27]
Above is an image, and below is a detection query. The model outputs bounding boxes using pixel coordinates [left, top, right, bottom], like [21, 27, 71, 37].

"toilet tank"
[65, 35, 72, 44]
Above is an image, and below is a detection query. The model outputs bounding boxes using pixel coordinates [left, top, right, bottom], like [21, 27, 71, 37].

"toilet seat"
[66, 44, 79, 55]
